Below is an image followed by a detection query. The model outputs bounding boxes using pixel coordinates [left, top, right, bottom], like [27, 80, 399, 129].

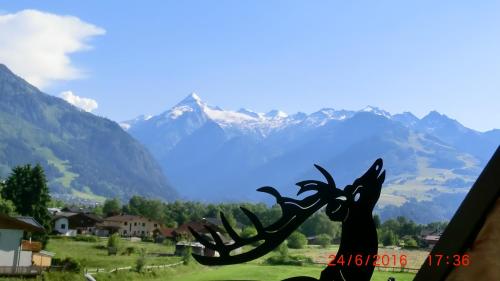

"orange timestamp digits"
[327, 254, 408, 267]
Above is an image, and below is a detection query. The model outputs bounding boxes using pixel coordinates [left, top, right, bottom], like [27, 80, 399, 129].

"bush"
[182, 246, 192, 265]
[241, 227, 260, 246]
[163, 239, 174, 247]
[241, 227, 257, 238]
[124, 246, 136, 256]
[277, 242, 288, 256]
[287, 232, 307, 249]
[403, 237, 418, 248]
[135, 249, 147, 272]
[107, 233, 121, 255]
[265, 254, 314, 266]
[53, 257, 82, 273]
[316, 234, 332, 248]
[141, 236, 154, 243]
[73, 235, 99, 242]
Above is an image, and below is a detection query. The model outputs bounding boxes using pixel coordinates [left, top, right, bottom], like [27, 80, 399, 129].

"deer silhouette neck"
[320, 212, 378, 281]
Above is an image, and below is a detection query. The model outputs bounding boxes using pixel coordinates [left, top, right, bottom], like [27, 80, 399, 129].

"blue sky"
[1, 0, 499, 131]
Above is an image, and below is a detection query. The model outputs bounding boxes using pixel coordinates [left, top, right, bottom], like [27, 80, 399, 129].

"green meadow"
[4, 238, 421, 281]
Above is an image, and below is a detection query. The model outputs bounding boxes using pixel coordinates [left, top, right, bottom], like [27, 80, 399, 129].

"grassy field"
[94, 264, 416, 281]
[45, 237, 181, 270]
[3, 238, 423, 281]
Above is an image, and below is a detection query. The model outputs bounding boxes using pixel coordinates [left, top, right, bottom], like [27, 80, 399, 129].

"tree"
[381, 230, 398, 246]
[0, 181, 16, 215]
[315, 234, 332, 248]
[0, 196, 16, 215]
[241, 227, 259, 246]
[103, 198, 122, 217]
[1, 164, 51, 230]
[241, 227, 257, 239]
[287, 231, 308, 249]
[300, 213, 341, 238]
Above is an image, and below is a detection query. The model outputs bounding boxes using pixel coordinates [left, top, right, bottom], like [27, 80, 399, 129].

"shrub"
[316, 234, 332, 248]
[277, 242, 288, 257]
[135, 249, 147, 272]
[241, 227, 260, 246]
[240, 227, 257, 238]
[73, 235, 99, 242]
[125, 247, 135, 256]
[182, 246, 192, 265]
[141, 236, 154, 243]
[287, 232, 307, 249]
[53, 257, 82, 273]
[163, 239, 174, 247]
[403, 237, 418, 248]
[265, 254, 314, 266]
[107, 233, 121, 255]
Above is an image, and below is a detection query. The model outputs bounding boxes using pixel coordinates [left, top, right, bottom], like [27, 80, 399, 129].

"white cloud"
[60, 91, 98, 112]
[0, 9, 105, 88]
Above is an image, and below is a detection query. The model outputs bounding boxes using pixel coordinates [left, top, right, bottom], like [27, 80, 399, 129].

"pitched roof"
[0, 214, 45, 232]
[52, 212, 78, 220]
[175, 220, 225, 234]
[104, 214, 161, 224]
[159, 227, 175, 237]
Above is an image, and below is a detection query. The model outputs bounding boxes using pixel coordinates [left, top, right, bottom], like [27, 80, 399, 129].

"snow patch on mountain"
[361, 106, 392, 118]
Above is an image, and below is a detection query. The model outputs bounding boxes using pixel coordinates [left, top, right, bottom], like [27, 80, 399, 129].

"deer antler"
[189, 164, 341, 265]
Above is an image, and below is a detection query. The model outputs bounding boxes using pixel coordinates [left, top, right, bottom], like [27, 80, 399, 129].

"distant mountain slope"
[124, 93, 498, 223]
[0, 64, 177, 202]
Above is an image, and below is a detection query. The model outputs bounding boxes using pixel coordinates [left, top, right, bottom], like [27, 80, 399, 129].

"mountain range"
[123, 93, 499, 223]
[0, 64, 177, 203]
[1, 61, 497, 223]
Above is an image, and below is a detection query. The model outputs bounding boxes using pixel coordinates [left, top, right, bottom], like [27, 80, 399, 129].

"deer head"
[189, 159, 384, 266]
[326, 158, 385, 222]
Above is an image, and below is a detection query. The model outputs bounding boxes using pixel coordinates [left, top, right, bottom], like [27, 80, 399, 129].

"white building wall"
[18, 251, 32, 266]
[0, 229, 23, 266]
[54, 217, 69, 234]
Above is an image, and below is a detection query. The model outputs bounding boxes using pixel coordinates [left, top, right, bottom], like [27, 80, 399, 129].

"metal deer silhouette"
[189, 159, 385, 281]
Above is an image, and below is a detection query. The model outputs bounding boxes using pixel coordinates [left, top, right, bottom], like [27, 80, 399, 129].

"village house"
[97, 214, 162, 238]
[422, 233, 441, 249]
[172, 218, 241, 257]
[0, 214, 54, 276]
[155, 227, 175, 243]
[420, 229, 442, 249]
[51, 210, 102, 236]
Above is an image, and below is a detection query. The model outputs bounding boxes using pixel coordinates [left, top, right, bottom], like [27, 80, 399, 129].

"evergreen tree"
[1, 164, 52, 245]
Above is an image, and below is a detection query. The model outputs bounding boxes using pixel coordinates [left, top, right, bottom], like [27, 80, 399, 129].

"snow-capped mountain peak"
[360, 106, 392, 118]
[237, 108, 264, 119]
[176, 92, 204, 106]
[119, 114, 153, 130]
[265, 110, 288, 119]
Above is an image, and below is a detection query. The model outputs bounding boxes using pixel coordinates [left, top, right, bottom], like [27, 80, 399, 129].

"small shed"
[175, 242, 206, 256]
[32, 250, 55, 267]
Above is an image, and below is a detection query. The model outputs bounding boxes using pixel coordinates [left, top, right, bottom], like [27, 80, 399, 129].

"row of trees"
[377, 215, 447, 248]
[95, 196, 446, 249]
